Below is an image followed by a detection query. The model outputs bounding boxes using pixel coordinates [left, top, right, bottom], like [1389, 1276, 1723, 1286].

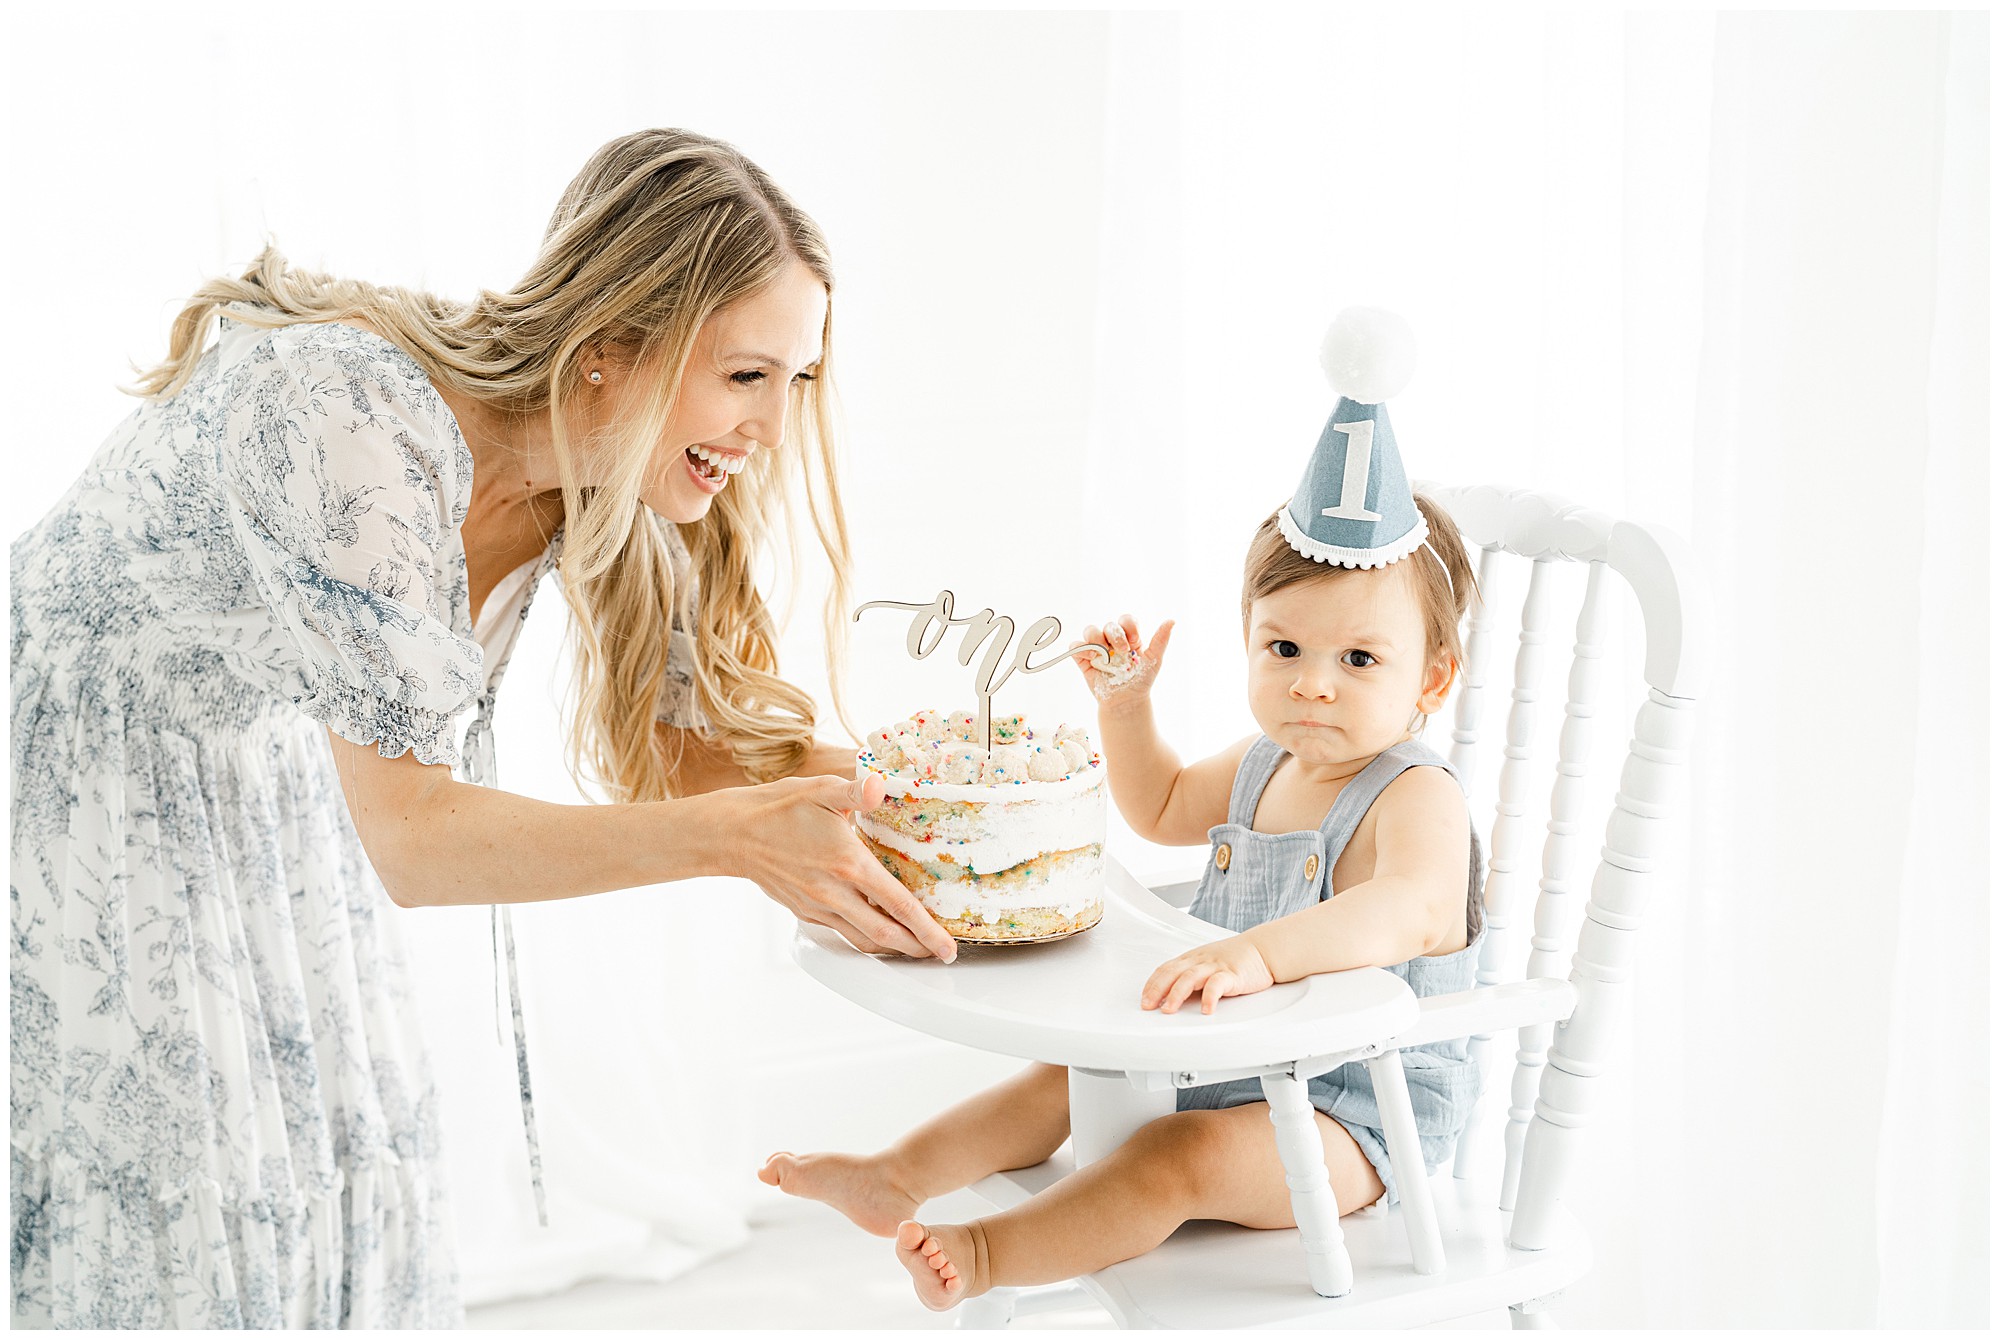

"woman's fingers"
[839, 903, 931, 958]
[863, 874, 956, 962]
[808, 775, 955, 960]
[822, 834, 956, 961]
[812, 775, 956, 953]
[819, 912, 892, 957]
[815, 771, 886, 815]
[797, 878, 936, 959]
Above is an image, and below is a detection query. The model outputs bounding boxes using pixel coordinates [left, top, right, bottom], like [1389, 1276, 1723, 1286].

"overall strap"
[1225, 736, 1289, 827]
[1317, 738, 1457, 866]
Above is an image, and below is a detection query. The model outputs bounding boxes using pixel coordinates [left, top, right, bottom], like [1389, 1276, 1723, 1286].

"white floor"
[465, 1189, 1111, 1330]
[465, 1190, 1517, 1331]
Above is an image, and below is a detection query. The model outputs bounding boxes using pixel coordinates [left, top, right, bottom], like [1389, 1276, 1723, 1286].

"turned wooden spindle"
[1259, 1071, 1353, 1297]
[1509, 687, 1694, 1248]
[1500, 560, 1607, 1209]
[1454, 556, 1555, 1176]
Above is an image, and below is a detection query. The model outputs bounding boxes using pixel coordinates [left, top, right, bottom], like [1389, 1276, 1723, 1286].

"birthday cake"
[856, 710, 1106, 942]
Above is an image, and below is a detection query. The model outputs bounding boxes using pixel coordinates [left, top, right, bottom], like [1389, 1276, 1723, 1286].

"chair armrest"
[1134, 848, 1213, 910]
[1385, 978, 1577, 1050]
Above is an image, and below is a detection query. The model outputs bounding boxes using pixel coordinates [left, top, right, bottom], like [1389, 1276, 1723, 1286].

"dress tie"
[461, 692, 548, 1227]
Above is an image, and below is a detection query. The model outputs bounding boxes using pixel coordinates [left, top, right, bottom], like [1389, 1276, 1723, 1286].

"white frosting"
[859, 750, 1106, 802]
[855, 785, 1104, 874]
[916, 857, 1104, 924]
[860, 714, 1101, 794]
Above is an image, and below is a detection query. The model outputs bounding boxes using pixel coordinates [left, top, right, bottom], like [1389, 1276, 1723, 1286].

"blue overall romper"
[1176, 736, 1485, 1206]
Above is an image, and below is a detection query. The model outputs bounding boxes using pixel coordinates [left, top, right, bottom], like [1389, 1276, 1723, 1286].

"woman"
[9, 128, 953, 1327]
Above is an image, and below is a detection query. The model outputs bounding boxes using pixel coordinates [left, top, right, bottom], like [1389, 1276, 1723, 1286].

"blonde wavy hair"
[133, 128, 854, 801]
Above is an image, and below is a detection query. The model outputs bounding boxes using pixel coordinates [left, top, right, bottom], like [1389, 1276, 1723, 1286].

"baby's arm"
[1145, 767, 1470, 1013]
[1073, 614, 1249, 844]
[1244, 766, 1470, 980]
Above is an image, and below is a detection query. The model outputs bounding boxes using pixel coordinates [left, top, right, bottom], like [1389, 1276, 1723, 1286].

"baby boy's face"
[1244, 566, 1437, 771]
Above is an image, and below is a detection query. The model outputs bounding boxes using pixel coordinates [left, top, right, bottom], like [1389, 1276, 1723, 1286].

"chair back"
[1421, 483, 1699, 1246]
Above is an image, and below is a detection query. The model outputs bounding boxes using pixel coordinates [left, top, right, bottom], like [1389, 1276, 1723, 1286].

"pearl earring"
[588, 370, 604, 384]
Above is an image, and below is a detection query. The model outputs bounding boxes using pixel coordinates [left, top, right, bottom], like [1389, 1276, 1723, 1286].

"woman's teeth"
[687, 445, 745, 481]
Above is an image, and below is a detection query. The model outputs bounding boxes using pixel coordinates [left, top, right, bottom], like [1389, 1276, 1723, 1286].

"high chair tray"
[792, 855, 1418, 1075]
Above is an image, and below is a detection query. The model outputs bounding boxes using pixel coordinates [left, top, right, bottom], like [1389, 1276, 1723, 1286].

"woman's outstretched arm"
[325, 730, 956, 961]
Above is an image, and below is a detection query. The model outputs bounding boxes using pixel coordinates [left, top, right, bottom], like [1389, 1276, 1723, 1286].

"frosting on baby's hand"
[1082, 644, 1144, 699]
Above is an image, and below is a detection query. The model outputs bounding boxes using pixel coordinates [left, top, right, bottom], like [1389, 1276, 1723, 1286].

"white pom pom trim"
[1277, 504, 1429, 569]
[1320, 306, 1417, 405]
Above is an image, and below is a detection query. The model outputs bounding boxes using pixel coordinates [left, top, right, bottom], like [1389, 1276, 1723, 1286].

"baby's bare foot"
[894, 1220, 986, 1311]
[758, 1151, 921, 1238]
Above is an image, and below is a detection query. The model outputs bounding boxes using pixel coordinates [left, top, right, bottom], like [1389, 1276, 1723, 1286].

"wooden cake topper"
[853, 589, 1100, 751]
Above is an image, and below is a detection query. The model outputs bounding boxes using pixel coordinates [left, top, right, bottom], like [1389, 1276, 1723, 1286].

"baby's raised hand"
[1070, 614, 1174, 708]
[1141, 934, 1276, 1015]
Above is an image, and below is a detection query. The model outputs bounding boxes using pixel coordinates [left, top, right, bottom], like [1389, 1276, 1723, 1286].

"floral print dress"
[8, 319, 584, 1327]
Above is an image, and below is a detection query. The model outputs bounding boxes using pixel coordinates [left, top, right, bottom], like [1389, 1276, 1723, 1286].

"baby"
[759, 491, 1485, 1311]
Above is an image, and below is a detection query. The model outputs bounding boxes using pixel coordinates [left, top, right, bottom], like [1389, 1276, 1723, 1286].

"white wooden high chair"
[795, 484, 1699, 1329]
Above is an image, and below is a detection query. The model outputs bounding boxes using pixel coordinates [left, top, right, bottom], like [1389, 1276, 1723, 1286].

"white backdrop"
[3, 5, 1987, 1328]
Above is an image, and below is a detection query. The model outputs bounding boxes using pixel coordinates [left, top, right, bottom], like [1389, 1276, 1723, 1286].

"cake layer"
[857, 835, 1103, 922]
[854, 786, 1103, 876]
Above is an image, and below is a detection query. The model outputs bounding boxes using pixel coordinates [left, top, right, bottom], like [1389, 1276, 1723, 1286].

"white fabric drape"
[1080, 8, 1988, 1328]
[8, 6, 1983, 1326]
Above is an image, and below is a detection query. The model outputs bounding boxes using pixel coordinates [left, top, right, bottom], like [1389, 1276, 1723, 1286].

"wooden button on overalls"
[1303, 853, 1320, 882]
[1214, 842, 1232, 871]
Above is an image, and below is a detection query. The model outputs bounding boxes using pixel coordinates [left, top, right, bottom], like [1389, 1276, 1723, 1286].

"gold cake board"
[949, 909, 1104, 947]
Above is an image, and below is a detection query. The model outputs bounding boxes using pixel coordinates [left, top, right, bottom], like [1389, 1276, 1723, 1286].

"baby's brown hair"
[1240, 494, 1478, 678]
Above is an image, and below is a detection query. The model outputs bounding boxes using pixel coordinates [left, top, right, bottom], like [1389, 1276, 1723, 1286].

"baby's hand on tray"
[1070, 614, 1173, 707]
[1141, 935, 1276, 1015]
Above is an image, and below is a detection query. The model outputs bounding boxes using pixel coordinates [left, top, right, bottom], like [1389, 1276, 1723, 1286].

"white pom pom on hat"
[1319, 306, 1417, 405]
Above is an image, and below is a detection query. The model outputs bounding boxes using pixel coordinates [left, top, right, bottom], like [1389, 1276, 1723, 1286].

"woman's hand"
[1141, 934, 1276, 1015]
[719, 771, 958, 963]
[1071, 614, 1174, 710]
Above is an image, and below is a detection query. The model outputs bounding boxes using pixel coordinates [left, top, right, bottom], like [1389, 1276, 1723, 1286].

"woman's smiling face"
[588, 259, 828, 524]
[1244, 565, 1445, 768]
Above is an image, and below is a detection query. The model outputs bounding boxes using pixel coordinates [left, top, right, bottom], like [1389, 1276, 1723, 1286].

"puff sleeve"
[220, 324, 486, 766]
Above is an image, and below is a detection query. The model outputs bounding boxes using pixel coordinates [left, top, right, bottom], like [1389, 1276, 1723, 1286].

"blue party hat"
[1277, 308, 1428, 570]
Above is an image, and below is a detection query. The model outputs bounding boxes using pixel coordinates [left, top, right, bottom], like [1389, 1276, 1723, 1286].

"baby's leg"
[761, 1062, 1070, 1236]
[895, 1101, 1383, 1310]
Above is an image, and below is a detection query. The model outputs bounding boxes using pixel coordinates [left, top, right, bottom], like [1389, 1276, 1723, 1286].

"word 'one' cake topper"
[853, 590, 1100, 751]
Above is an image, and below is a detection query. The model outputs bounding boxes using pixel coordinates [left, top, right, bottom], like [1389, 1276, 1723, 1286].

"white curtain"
[6, 6, 1984, 1326]
[1078, 8, 1988, 1327]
